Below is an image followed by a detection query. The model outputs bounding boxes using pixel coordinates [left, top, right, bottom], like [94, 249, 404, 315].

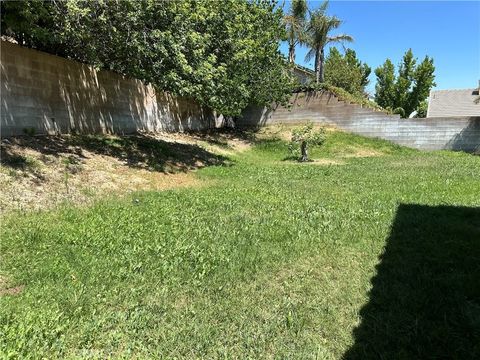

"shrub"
[393, 107, 405, 118]
[416, 100, 428, 118]
[289, 123, 326, 162]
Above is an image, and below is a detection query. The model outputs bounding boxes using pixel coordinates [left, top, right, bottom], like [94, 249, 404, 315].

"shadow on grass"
[0, 152, 40, 171]
[344, 204, 480, 359]
[1, 133, 231, 176]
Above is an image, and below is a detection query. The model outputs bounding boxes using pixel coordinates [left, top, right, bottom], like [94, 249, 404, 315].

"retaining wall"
[240, 91, 479, 153]
[1, 41, 216, 137]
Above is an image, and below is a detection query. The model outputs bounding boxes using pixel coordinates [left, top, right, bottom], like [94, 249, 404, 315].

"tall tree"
[324, 47, 371, 96]
[394, 49, 416, 111]
[374, 49, 435, 117]
[407, 56, 435, 116]
[284, 0, 307, 64]
[304, 1, 353, 83]
[374, 59, 396, 109]
[344, 49, 371, 89]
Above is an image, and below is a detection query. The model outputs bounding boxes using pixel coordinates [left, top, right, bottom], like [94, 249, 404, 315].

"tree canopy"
[284, 0, 307, 64]
[375, 49, 435, 117]
[324, 48, 371, 96]
[304, 1, 353, 83]
[1, 0, 294, 116]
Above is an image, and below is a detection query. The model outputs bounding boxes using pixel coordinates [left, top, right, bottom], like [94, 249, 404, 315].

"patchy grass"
[0, 132, 236, 213]
[1, 128, 479, 358]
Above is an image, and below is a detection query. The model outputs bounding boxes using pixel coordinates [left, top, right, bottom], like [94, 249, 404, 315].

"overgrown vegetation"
[1, 128, 479, 358]
[1, 0, 294, 115]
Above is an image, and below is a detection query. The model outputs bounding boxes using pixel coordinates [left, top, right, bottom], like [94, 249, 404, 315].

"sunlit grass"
[1, 129, 479, 358]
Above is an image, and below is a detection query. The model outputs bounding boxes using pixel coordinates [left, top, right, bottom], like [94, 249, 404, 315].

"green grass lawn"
[1, 129, 479, 359]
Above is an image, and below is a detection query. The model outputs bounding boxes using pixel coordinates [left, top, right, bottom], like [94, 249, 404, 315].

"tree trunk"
[315, 47, 322, 84]
[319, 47, 325, 83]
[300, 141, 308, 162]
[288, 42, 295, 64]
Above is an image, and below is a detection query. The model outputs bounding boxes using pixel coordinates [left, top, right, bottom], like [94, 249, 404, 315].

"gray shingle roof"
[427, 88, 480, 117]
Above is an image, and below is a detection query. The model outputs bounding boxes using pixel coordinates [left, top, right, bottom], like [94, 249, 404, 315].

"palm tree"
[284, 0, 307, 64]
[305, 1, 353, 83]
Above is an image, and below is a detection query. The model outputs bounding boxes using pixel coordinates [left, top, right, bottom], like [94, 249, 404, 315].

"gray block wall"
[240, 91, 480, 153]
[1, 41, 216, 137]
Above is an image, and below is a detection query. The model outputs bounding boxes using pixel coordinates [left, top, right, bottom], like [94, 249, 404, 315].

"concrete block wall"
[1, 41, 216, 137]
[240, 91, 480, 153]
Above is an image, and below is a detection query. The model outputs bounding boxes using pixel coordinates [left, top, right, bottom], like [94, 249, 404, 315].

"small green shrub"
[416, 100, 428, 118]
[393, 107, 405, 117]
[289, 123, 326, 162]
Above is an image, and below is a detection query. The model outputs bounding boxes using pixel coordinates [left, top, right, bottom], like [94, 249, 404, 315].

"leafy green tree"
[394, 49, 416, 112]
[284, 0, 307, 64]
[375, 49, 435, 117]
[0, 0, 60, 48]
[1, 0, 293, 116]
[374, 59, 396, 110]
[345, 49, 371, 89]
[324, 48, 371, 96]
[407, 55, 435, 116]
[304, 1, 353, 84]
[289, 123, 326, 162]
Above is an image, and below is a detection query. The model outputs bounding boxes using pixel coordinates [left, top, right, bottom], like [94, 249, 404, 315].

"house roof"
[293, 64, 315, 76]
[427, 88, 480, 118]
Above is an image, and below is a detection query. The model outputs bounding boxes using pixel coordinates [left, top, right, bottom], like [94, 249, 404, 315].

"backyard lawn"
[1, 128, 479, 358]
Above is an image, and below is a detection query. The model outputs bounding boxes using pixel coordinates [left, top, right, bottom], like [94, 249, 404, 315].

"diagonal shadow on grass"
[1, 133, 232, 177]
[344, 204, 480, 359]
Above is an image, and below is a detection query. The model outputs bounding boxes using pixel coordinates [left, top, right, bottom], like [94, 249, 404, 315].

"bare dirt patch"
[287, 158, 345, 166]
[0, 276, 24, 297]
[310, 158, 346, 165]
[0, 132, 237, 213]
[342, 147, 384, 158]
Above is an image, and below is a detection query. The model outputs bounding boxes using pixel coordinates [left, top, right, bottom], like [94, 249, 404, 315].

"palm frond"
[304, 48, 316, 63]
[284, 0, 308, 49]
[317, 0, 329, 15]
[303, 0, 353, 77]
[327, 34, 354, 44]
[326, 16, 341, 30]
[291, 0, 307, 19]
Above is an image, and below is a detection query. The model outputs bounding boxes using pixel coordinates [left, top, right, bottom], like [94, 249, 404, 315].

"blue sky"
[279, 1, 480, 95]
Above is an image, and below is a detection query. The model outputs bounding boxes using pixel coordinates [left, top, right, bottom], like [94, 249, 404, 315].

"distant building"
[292, 65, 315, 85]
[427, 84, 480, 117]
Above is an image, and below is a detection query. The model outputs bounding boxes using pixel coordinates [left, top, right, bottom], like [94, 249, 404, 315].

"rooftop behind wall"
[239, 91, 480, 153]
[427, 89, 480, 118]
[1, 41, 216, 137]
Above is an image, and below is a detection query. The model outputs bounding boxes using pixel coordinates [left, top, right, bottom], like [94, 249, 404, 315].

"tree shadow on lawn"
[0, 133, 231, 176]
[344, 204, 480, 359]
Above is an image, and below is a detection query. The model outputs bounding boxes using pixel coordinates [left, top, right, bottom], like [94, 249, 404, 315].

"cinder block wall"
[1, 41, 216, 137]
[240, 91, 480, 153]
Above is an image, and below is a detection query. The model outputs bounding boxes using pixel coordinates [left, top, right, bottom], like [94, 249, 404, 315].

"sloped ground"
[0, 126, 388, 213]
[0, 131, 250, 213]
[1, 127, 479, 358]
